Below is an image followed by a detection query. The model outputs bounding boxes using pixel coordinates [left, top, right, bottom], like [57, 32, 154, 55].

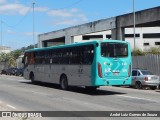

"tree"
[0, 44, 35, 67]
[0, 53, 9, 62]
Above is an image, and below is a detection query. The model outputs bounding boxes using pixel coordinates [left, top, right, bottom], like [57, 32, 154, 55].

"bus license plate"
[113, 73, 119, 76]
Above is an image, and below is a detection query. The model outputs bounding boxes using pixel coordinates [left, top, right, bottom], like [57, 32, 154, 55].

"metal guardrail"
[132, 54, 160, 76]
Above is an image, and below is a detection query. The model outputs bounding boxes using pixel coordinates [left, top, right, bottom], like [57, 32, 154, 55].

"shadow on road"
[156, 90, 160, 93]
[20, 81, 126, 96]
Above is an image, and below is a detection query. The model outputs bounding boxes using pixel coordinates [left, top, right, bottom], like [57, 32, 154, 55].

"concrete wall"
[38, 7, 160, 49]
[73, 27, 160, 51]
[38, 17, 116, 48]
[125, 27, 160, 50]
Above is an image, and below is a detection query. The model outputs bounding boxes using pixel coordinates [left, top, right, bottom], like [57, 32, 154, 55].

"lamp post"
[1, 20, 3, 47]
[133, 0, 136, 50]
[33, 2, 35, 48]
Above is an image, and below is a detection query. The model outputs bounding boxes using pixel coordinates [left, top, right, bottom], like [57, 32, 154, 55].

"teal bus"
[23, 40, 132, 90]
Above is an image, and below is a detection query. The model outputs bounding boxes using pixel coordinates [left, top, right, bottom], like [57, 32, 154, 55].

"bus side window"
[83, 45, 94, 64]
[23, 54, 28, 68]
[69, 51, 73, 64]
[30, 52, 35, 64]
[25, 56, 28, 64]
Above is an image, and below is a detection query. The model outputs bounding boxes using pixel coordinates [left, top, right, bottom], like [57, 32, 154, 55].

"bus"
[23, 40, 132, 90]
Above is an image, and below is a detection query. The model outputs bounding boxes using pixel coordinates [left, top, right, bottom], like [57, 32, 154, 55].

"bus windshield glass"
[101, 42, 128, 58]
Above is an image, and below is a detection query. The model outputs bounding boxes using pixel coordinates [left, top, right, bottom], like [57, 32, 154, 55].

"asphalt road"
[0, 75, 160, 120]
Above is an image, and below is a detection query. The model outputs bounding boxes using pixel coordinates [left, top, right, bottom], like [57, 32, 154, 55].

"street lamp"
[133, 0, 136, 50]
[33, 2, 35, 48]
[1, 20, 4, 47]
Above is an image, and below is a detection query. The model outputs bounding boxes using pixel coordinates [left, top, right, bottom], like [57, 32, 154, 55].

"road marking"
[6, 78, 13, 80]
[6, 104, 17, 110]
[18, 79, 30, 82]
[1, 77, 27, 82]
[30, 90, 47, 96]
[0, 99, 17, 110]
[117, 95, 159, 103]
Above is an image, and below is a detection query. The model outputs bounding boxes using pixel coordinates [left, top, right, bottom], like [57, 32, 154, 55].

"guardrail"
[132, 54, 160, 76]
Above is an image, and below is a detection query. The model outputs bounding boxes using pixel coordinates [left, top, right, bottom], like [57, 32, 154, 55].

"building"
[38, 7, 160, 51]
[16, 55, 24, 69]
[0, 46, 11, 53]
[73, 27, 160, 51]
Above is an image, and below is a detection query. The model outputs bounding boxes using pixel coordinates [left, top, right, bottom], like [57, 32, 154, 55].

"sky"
[0, 0, 160, 50]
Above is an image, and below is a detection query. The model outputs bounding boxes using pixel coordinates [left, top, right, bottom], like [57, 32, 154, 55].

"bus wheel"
[30, 73, 35, 84]
[60, 75, 68, 90]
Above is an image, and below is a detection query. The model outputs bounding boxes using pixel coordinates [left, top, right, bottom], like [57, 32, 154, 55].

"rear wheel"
[135, 82, 142, 89]
[60, 75, 68, 90]
[30, 73, 35, 84]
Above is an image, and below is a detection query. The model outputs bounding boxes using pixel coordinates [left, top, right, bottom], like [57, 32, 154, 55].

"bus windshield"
[101, 42, 128, 58]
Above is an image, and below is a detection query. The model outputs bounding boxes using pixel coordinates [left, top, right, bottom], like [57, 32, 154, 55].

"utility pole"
[33, 2, 35, 48]
[133, 0, 136, 50]
[1, 20, 3, 47]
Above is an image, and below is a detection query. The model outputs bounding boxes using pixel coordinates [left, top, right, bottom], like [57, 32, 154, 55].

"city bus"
[23, 40, 132, 90]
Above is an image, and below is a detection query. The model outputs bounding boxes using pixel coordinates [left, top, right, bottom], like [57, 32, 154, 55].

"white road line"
[6, 78, 13, 80]
[117, 95, 159, 103]
[2, 78, 13, 81]
[30, 90, 47, 96]
[18, 79, 29, 82]
[1, 77, 26, 82]
[6, 104, 17, 110]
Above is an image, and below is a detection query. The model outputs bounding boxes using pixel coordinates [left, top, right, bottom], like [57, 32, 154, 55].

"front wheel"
[60, 75, 68, 90]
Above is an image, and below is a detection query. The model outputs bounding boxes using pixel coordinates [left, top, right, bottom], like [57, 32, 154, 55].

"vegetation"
[0, 45, 35, 67]
[145, 47, 160, 54]
[132, 49, 145, 56]
[132, 47, 160, 56]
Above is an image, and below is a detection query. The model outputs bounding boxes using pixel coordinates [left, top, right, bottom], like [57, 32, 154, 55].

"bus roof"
[25, 40, 128, 52]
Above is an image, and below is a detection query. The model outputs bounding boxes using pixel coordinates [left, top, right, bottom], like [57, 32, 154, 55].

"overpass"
[38, 6, 160, 48]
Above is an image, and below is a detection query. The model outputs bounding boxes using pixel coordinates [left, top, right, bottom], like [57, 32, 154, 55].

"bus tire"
[30, 72, 35, 84]
[60, 75, 68, 90]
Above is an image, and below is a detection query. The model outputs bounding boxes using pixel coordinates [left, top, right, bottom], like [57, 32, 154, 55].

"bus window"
[83, 45, 94, 64]
[101, 42, 128, 58]
[35, 51, 43, 64]
[25, 55, 28, 65]
[71, 47, 80, 64]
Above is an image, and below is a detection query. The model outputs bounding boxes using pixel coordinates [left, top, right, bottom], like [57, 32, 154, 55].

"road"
[0, 75, 160, 120]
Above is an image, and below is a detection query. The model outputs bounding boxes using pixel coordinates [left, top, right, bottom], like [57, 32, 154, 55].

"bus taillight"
[98, 63, 102, 78]
[128, 64, 131, 77]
